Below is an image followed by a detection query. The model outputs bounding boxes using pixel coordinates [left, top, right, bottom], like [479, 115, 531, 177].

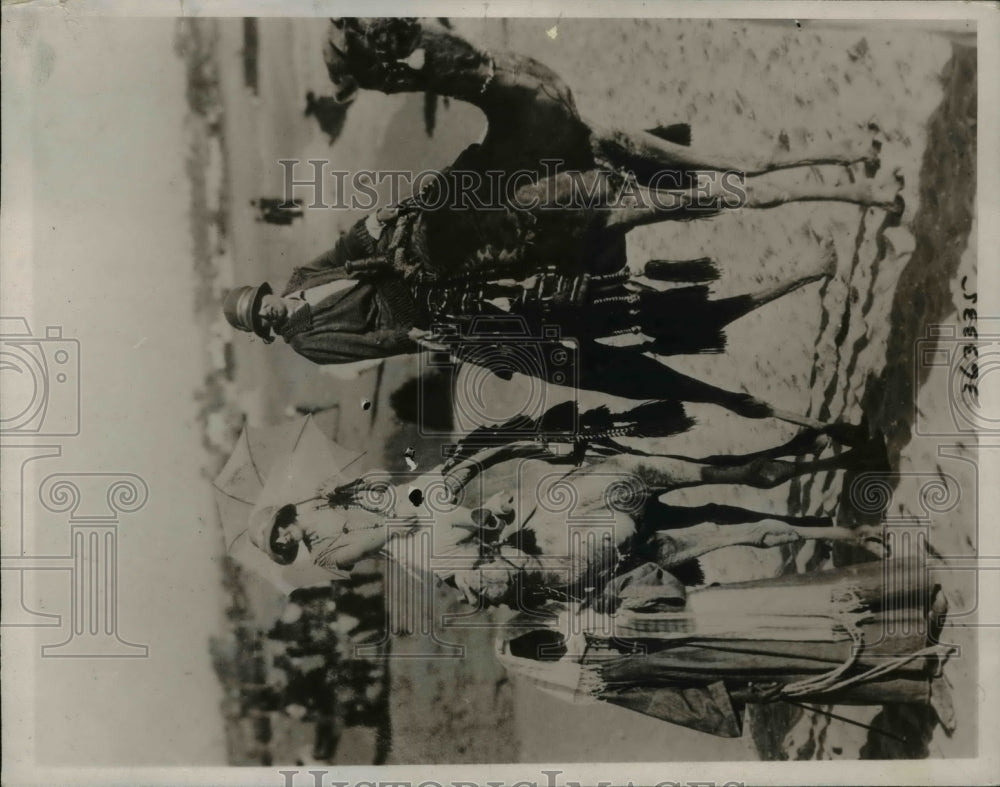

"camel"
[317, 17, 904, 294]
[247, 20, 905, 434]
[417, 408, 887, 607]
[245, 427, 881, 608]
[321, 17, 889, 184]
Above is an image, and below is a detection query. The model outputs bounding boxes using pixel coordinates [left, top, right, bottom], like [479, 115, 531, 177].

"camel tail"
[620, 399, 695, 439]
[670, 558, 705, 587]
[643, 257, 720, 283]
[645, 122, 692, 147]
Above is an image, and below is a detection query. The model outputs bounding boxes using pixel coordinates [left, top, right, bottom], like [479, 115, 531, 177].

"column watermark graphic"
[0, 317, 149, 658]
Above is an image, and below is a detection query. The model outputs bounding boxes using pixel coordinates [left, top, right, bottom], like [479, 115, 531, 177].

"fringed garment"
[496, 559, 955, 738]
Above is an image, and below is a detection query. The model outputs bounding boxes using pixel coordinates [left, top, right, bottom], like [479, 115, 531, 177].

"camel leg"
[697, 451, 857, 490]
[650, 418, 873, 466]
[577, 341, 825, 429]
[653, 520, 879, 568]
[515, 164, 903, 233]
[642, 236, 835, 344]
[591, 125, 749, 176]
[644, 499, 834, 529]
[705, 234, 836, 320]
[612, 447, 857, 494]
[696, 430, 834, 466]
[739, 164, 904, 211]
[702, 269, 829, 321]
[590, 123, 880, 180]
[601, 164, 904, 231]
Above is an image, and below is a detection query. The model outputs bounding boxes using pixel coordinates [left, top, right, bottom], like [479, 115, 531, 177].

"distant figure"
[251, 197, 304, 226]
[305, 90, 350, 145]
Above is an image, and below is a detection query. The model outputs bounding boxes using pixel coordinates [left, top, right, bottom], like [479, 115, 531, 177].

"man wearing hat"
[223, 211, 433, 364]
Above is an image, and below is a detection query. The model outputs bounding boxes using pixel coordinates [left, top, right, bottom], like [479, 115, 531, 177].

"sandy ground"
[200, 17, 977, 763]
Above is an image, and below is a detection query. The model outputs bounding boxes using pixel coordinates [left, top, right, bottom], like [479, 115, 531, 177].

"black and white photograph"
[2, 3, 998, 785]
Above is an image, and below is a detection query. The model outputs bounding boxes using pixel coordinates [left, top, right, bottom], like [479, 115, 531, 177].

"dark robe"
[498, 560, 954, 738]
[277, 220, 426, 364]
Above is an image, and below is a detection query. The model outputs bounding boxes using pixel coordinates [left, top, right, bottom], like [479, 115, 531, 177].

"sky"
[2, 12, 228, 766]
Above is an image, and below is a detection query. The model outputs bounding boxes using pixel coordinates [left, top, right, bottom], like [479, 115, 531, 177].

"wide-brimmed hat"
[223, 283, 274, 342]
[249, 503, 297, 564]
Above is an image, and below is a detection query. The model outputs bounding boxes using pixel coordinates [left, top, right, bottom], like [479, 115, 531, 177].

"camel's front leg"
[602, 162, 904, 231]
[591, 125, 750, 178]
[590, 123, 881, 180]
[651, 520, 805, 567]
[613, 445, 860, 494]
[653, 521, 882, 567]
[697, 429, 835, 467]
[740, 162, 905, 212]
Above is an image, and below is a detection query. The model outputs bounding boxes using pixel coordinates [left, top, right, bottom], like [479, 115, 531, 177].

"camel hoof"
[885, 193, 906, 227]
[869, 166, 906, 216]
[819, 234, 838, 278]
[857, 427, 890, 473]
[863, 138, 883, 178]
[886, 168, 907, 223]
[851, 524, 889, 557]
[860, 533, 890, 559]
[824, 418, 870, 448]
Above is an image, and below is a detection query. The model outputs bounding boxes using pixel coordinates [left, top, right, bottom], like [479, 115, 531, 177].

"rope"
[780, 587, 870, 697]
[784, 643, 957, 699]
[780, 614, 868, 697]
[780, 583, 957, 699]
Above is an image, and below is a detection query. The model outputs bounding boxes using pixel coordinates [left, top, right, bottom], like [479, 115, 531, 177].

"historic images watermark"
[0, 317, 80, 436]
[0, 317, 149, 658]
[277, 770, 745, 787]
[277, 159, 748, 213]
[908, 304, 1000, 631]
[418, 318, 580, 439]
